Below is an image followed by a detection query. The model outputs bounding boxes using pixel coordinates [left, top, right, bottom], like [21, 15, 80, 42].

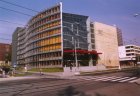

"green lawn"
[13, 72, 33, 77]
[28, 67, 63, 73]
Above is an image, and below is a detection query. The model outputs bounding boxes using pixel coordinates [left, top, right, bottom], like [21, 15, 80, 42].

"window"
[91, 34, 95, 38]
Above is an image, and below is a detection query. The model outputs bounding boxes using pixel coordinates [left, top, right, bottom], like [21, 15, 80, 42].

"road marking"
[85, 76, 110, 80]
[100, 76, 123, 81]
[73, 76, 108, 80]
[110, 77, 130, 82]
[119, 77, 137, 82]
[129, 78, 139, 83]
[73, 76, 121, 81]
[94, 76, 121, 81]
[63, 76, 139, 83]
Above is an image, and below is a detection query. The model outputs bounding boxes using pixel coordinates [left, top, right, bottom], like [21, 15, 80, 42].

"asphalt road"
[0, 72, 140, 96]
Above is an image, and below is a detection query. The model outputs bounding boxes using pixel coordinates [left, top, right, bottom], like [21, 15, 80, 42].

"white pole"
[71, 23, 80, 74]
[75, 39, 78, 68]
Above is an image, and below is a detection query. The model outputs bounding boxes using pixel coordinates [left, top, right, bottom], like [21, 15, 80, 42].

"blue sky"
[0, 0, 140, 45]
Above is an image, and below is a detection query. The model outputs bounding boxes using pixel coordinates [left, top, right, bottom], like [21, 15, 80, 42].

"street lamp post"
[71, 22, 80, 69]
[72, 37, 78, 69]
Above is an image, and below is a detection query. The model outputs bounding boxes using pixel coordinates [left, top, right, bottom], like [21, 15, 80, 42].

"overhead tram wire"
[0, 38, 11, 41]
[0, 33, 12, 36]
[0, 0, 39, 13]
[0, 6, 33, 17]
[0, 19, 25, 26]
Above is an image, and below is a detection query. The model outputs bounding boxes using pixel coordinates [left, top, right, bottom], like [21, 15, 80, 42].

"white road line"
[129, 78, 139, 83]
[86, 76, 118, 80]
[85, 76, 110, 79]
[77, 76, 119, 81]
[65, 76, 139, 83]
[101, 76, 123, 81]
[94, 76, 122, 81]
[72, 76, 99, 80]
[69, 76, 122, 81]
[110, 77, 130, 82]
[74, 76, 108, 80]
[119, 77, 137, 82]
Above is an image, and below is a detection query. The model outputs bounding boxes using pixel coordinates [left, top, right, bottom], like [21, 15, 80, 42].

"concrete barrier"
[64, 64, 106, 72]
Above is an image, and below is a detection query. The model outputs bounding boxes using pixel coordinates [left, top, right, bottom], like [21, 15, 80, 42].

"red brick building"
[0, 43, 11, 65]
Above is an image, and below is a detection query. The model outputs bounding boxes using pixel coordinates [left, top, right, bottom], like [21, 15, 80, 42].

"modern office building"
[12, 27, 25, 66]
[118, 45, 140, 67]
[117, 28, 123, 46]
[62, 13, 99, 67]
[17, 27, 26, 67]
[13, 2, 120, 69]
[12, 27, 20, 66]
[0, 43, 11, 66]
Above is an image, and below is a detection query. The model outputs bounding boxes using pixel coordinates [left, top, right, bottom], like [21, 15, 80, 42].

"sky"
[0, 0, 140, 45]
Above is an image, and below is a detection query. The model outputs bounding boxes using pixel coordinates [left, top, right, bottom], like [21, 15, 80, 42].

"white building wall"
[118, 46, 126, 58]
[94, 22, 120, 68]
[119, 45, 140, 61]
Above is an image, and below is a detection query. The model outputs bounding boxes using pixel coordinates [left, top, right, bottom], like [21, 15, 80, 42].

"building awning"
[64, 49, 102, 55]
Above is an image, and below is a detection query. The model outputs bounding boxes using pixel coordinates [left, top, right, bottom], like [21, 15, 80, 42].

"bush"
[2, 66, 10, 74]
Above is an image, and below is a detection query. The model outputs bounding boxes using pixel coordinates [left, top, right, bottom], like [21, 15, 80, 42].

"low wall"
[64, 64, 106, 72]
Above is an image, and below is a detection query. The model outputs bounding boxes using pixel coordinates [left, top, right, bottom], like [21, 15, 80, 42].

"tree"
[2, 65, 10, 75]
[5, 52, 11, 64]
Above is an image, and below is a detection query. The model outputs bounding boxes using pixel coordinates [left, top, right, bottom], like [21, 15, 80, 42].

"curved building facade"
[24, 3, 62, 68]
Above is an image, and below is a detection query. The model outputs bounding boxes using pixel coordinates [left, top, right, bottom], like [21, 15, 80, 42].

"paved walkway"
[0, 76, 40, 82]
[0, 71, 77, 82]
[28, 71, 78, 77]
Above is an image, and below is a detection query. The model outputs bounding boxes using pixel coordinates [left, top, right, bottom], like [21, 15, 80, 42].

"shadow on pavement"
[57, 86, 106, 96]
[94, 93, 106, 96]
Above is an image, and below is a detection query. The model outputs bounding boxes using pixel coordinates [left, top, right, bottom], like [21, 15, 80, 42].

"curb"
[80, 68, 140, 76]
[0, 76, 39, 82]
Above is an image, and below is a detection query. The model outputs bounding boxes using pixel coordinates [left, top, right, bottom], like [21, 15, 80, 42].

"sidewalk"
[0, 72, 72, 82]
[43, 71, 78, 77]
[0, 72, 75, 82]
[28, 71, 64, 77]
[28, 71, 79, 77]
[0, 76, 40, 82]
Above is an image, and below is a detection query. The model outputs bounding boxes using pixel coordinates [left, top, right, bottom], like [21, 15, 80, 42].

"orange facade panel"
[39, 36, 61, 46]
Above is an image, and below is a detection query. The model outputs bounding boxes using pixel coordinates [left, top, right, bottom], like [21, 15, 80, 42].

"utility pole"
[72, 37, 78, 68]
[74, 39, 78, 68]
